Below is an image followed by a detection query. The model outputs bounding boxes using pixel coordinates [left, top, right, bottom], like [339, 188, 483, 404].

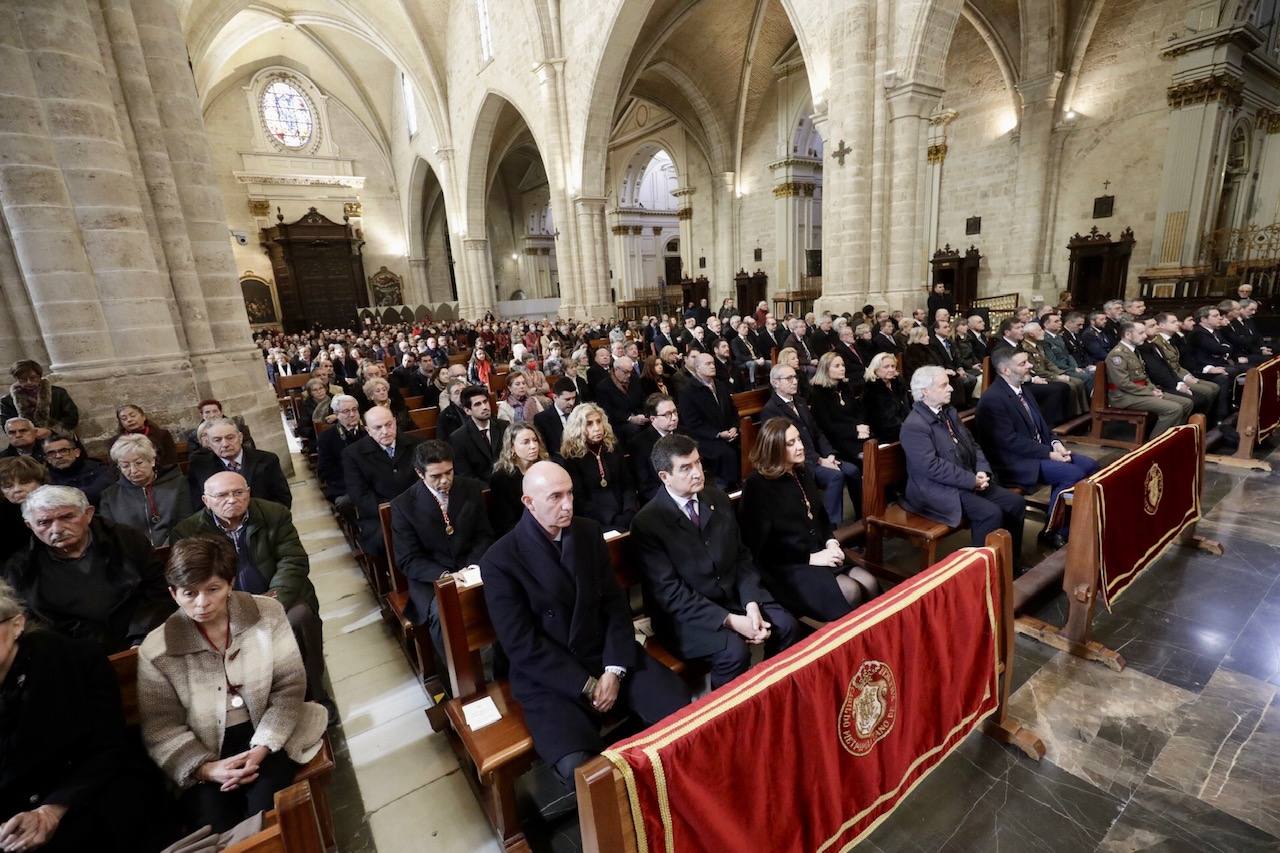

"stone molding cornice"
[772, 181, 816, 198]
[233, 171, 366, 189]
[1160, 23, 1264, 59]
[1167, 72, 1245, 108]
[927, 143, 948, 163]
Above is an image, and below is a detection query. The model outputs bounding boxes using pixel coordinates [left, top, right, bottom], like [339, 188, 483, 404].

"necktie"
[385, 446, 395, 459]
[685, 498, 700, 527]
[1017, 393, 1042, 443]
[789, 401, 800, 420]
[226, 461, 241, 473]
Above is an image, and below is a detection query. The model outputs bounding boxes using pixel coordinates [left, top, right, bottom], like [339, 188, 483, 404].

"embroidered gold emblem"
[1143, 463, 1163, 516]
[839, 660, 897, 756]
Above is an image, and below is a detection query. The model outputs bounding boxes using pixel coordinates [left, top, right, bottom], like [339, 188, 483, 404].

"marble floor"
[298, 435, 1280, 852]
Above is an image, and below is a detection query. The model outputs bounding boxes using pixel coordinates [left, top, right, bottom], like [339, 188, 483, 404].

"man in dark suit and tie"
[187, 418, 291, 509]
[1081, 311, 1118, 365]
[974, 352, 1097, 549]
[755, 316, 782, 358]
[1223, 298, 1272, 363]
[901, 366, 1026, 562]
[482, 462, 690, 788]
[342, 404, 421, 555]
[783, 319, 816, 374]
[594, 355, 649, 439]
[731, 318, 769, 386]
[1189, 306, 1248, 383]
[391, 440, 493, 654]
[631, 435, 799, 689]
[533, 378, 577, 455]
[761, 363, 861, 525]
[315, 394, 364, 503]
[448, 385, 509, 482]
[629, 394, 682, 501]
[677, 352, 741, 489]
[652, 320, 677, 354]
[832, 324, 868, 393]
[989, 319, 1070, 425]
[872, 319, 901, 355]
[585, 347, 612, 400]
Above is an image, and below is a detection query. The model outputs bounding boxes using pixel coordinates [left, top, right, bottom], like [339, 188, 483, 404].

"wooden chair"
[377, 501, 442, 693]
[861, 439, 961, 577]
[1052, 361, 1150, 450]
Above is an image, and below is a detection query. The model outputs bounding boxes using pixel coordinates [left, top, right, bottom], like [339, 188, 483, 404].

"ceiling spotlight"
[1065, 110, 1077, 121]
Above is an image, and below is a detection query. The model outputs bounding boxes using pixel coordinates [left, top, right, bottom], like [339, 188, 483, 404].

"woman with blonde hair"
[361, 376, 413, 432]
[809, 351, 871, 465]
[488, 424, 550, 534]
[862, 352, 912, 443]
[776, 347, 809, 397]
[557, 403, 637, 531]
[740, 418, 880, 622]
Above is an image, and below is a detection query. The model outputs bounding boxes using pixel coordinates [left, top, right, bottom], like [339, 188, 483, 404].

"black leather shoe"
[1037, 529, 1067, 550]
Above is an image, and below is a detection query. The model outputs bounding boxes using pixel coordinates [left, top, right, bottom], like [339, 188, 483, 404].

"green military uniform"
[1105, 342, 1192, 437]
[1150, 333, 1220, 415]
[1022, 338, 1088, 416]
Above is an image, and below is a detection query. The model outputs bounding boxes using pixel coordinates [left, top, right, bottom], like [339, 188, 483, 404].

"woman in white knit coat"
[137, 535, 327, 833]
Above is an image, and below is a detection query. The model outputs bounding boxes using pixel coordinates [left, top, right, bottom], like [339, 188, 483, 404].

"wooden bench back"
[408, 407, 439, 433]
[861, 439, 907, 519]
[731, 387, 769, 418]
[222, 781, 325, 853]
[449, 352, 469, 366]
[490, 371, 510, 396]
[315, 419, 332, 436]
[377, 502, 410, 594]
[175, 442, 190, 474]
[403, 395, 424, 410]
[1089, 360, 1107, 412]
[404, 428, 434, 442]
[275, 374, 310, 396]
[109, 648, 141, 727]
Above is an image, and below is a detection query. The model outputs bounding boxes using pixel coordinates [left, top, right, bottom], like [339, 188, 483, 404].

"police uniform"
[1105, 342, 1192, 437]
[1021, 339, 1088, 416]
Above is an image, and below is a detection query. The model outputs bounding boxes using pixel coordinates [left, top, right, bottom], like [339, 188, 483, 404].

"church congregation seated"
[138, 536, 328, 834]
[448, 385, 510, 482]
[2, 418, 42, 461]
[344, 405, 421, 556]
[115, 404, 180, 473]
[41, 432, 114, 507]
[557, 402, 638, 532]
[187, 417, 291, 509]
[183, 399, 255, 451]
[1107, 320, 1193, 437]
[676, 351, 741, 490]
[809, 351, 872, 466]
[99, 434, 192, 547]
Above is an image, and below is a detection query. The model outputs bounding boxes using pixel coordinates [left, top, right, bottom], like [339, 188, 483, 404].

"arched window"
[260, 77, 314, 149]
[401, 72, 418, 138]
[475, 0, 494, 64]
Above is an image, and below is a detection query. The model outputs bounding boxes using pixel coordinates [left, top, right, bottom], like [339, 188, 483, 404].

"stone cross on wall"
[832, 139, 852, 166]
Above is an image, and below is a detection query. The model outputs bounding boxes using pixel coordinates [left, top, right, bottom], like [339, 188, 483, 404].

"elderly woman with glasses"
[100, 434, 192, 547]
[138, 536, 327, 834]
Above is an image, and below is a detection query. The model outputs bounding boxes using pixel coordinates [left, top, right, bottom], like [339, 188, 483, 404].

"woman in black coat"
[0, 598, 177, 852]
[808, 352, 871, 465]
[740, 418, 879, 622]
[556, 403, 637, 532]
[862, 352, 913, 443]
[437, 379, 468, 441]
[115, 404, 179, 472]
[488, 424, 550, 535]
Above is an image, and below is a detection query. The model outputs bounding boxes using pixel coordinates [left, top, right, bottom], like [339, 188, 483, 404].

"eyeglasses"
[43, 447, 77, 457]
[206, 489, 250, 500]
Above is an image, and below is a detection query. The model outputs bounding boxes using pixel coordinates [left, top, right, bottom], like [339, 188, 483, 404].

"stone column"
[1006, 72, 1063, 299]
[574, 196, 611, 317]
[924, 110, 956, 261]
[408, 256, 429, 304]
[712, 172, 736, 307]
[460, 237, 494, 318]
[673, 186, 696, 277]
[609, 224, 631, 299]
[1250, 110, 1280, 226]
[883, 82, 943, 311]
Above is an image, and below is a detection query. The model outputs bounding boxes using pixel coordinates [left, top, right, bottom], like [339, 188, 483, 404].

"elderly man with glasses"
[171, 471, 336, 725]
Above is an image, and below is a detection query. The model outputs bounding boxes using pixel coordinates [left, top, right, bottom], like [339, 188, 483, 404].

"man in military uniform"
[1148, 313, 1227, 429]
[1042, 312, 1094, 394]
[1107, 320, 1192, 438]
[1022, 322, 1088, 416]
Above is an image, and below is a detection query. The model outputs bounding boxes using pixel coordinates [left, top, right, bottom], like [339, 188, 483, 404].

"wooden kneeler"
[574, 531, 1044, 853]
[1014, 415, 1223, 671]
[1205, 354, 1280, 472]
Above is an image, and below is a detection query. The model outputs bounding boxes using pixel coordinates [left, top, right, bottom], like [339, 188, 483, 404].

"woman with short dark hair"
[138, 536, 327, 833]
[739, 418, 879, 623]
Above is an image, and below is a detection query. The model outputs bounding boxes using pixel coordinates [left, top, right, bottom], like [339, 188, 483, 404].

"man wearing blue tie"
[973, 351, 1099, 549]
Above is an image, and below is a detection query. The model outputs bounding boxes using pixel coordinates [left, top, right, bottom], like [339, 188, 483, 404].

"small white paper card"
[462, 696, 502, 731]
[457, 566, 483, 587]
[603, 529, 624, 541]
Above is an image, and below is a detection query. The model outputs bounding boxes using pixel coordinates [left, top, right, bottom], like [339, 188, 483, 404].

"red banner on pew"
[602, 549, 1000, 853]
[1089, 423, 1200, 607]
[1254, 356, 1280, 443]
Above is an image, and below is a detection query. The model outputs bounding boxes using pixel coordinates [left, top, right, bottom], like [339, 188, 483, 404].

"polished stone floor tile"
[346, 703, 457, 812]
[367, 771, 503, 853]
[332, 658, 431, 738]
[1091, 600, 1233, 694]
[1098, 776, 1280, 853]
[860, 734, 1127, 852]
[1007, 654, 1196, 799]
[1147, 669, 1280, 839]
[1221, 597, 1280, 688]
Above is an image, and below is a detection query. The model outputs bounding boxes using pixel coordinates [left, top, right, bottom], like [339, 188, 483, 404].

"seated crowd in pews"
[0, 362, 336, 851]
[0, 282, 1268, 847]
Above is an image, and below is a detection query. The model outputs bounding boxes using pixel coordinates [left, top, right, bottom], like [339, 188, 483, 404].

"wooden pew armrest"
[443, 682, 536, 778]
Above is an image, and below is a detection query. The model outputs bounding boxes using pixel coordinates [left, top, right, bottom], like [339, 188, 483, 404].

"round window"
[261, 79, 314, 149]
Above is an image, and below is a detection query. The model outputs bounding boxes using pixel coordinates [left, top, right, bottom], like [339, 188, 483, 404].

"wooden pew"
[109, 649, 337, 850]
[222, 781, 326, 853]
[1051, 360, 1150, 450]
[861, 438, 961, 577]
[175, 441, 190, 475]
[402, 395, 425, 410]
[377, 501, 444, 695]
[1205, 354, 1280, 472]
[409, 406, 440, 433]
[1013, 415, 1222, 671]
[731, 387, 771, 482]
[575, 530, 1043, 853]
[431, 529, 694, 852]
